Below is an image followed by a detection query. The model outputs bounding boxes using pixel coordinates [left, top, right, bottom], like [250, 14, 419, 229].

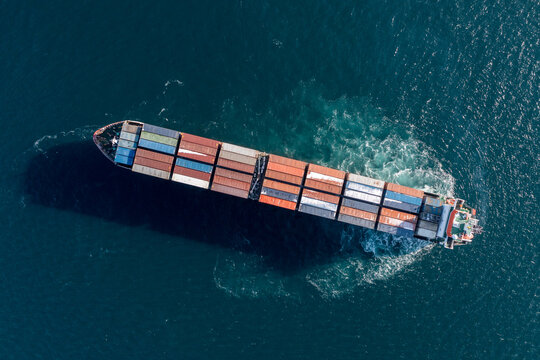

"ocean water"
[0, 1, 538, 359]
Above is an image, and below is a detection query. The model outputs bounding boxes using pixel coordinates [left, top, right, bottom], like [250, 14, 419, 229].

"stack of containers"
[376, 207, 417, 237]
[212, 143, 258, 199]
[337, 174, 385, 229]
[259, 154, 306, 211]
[299, 164, 345, 219]
[172, 133, 220, 189]
[132, 148, 174, 180]
[138, 123, 179, 155]
[383, 183, 424, 214]
[416, 196, 444, 238]
[114, 122, 141, 166]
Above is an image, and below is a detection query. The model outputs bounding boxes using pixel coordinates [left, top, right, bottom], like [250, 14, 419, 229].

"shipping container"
[175, 158, 213, 173]
[377, 223, 415, 237]
[140, 131, 178, 147]
[345, 181, 384, 197]
[299, 196, 338, 212]
[142, 123, 179, 139]
[173, 166, 212, 182]
[337, 214, 376, 229]
[259, 195, 297, 210]
[118, 139, 137, 149]
[217, 158, 255, 173]
[211, 183, 249, 198]
[341, 198, 379, 213]
[180, 133, 220, 148]
[135, 148, 174, 164]
[384, 190, 423, 206]
[214, 167, 253, 183]
[178, 141, 218, 156]
[119, 131, 139, 142]
[261, 187, 298, 202]
[132, 164, 170, 180]
[262, 179, 300, 195]
[306, 171, 344, 186]
[343, 189, 381, 204]
[133, 156, 173, 172]
[116, 147, 136, 158]
[266, 162, 305, 177]
[378, 216, 416, 231]
[417, 220, 439, 232]
[339, 206, 378, 222]
[138, 139, 176, 155]
[268, 154, 306, 169]
[122, 122, 140, 134]
[265, 169, 303, 185]
[114, 153, 133, 165]
[221, 143, 258, 158]
[212, 176, 251, 191]
[416, 227, 437, 239]
[307, 164, 346, 180]
[219, 150, 257, 166]
[382, 198, 420, 213]
[424, 196, 443, 208]
[385, 183, 424, 199]
[347, 173, 385, 188]
[422, 204, 443, 215]
[171, 173, 210, 189]
[380, 208, 418, 224]
[302, 189, 339, 204]
[177, 149, 215, 164]
[298, 204, 336, 219]
[419, 211, 440, 223]
[304, 178, 342, 194]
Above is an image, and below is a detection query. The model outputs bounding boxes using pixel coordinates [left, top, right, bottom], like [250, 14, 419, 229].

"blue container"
[142, 123, 179, 139]
[175, 158, 213, 173]
[383, 198, 420, 213]
[384, 190, 422, 206]
[423, 204, 443, 215]
[114, 153, 134, 165]
[138, 139, 176, 155]
[116, 146, 136, 158]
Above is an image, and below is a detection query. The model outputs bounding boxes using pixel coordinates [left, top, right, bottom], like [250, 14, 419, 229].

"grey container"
[341, 198, 379, 214]
[337, 214, 376, 229]
[118, 139, 137, 149]
[298, 204, 336, 219]
[142, 123, 179, 139]
[345, 181, 383, 197]
[418, 220, 439, 231]
[383, 198, 420, 213]
[377, 223, 414, 237]
[419, 211, 440, 223]
[261, 187, 298, 203]
[219, 150, 257, 166]
[120, 131, 139, 142]
[132, 164, 171, 180]
[416, 227, 437, 239]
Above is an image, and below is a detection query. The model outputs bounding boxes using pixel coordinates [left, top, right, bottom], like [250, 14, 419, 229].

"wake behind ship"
[94, 121, 482, 249]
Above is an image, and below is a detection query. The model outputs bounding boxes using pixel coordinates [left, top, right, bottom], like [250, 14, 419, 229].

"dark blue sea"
[0, 1, 538, 359]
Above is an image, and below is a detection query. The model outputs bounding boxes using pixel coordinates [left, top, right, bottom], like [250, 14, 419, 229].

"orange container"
[268, 154, 307, 169]
[262, 179, 300, 195]
[212, 175, 251, 191]
[217, 158, 255, 173]
[302, 189, 340, 204]
[266, 162, 305, 177]
[133, 156, 173, 172]
[307, 164, 346, 179]
[378, 215, 416, 231]
[180, 133, 220, 148]
[179, 141, 218, 156]
[339, 206, 378, 221]
[215, 167, 253, 183]
[211, 183, 249, 198]
[380, 207, 418, 224]
[173, 166, 212, 182]
[385, 183, 424, 199]
[304, 179, 342, 194]
[259, 195, 297, 210]
[135, 148, 174, 164]
[177, 151, 215, 165]
[265, 169, 303, 185]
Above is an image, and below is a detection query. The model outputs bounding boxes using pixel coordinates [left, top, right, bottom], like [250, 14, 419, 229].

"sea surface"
[0, 1, 538, 359]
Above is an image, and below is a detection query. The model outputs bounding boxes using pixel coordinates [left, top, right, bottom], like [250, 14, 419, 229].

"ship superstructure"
[94, 121, 482, 249]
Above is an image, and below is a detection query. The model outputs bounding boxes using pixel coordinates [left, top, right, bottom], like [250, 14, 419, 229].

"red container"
[173, 166, 211, 182]
[212, 175, 251, 191]
[380, 207, 418, 224]
[135, 148, 174, 164]
[264, 169, 303, 185]
[259, 195, 297, 210]
[214, 167, 253, 183]
[266, 162, 305, 177]
[262, 179, 300, 195]
[217, 158, 255, 173]
[133, 156, 172, 172]
[179, 141, 218, 156]
[304, 178, 342, 194]
[385, 183, 424, 199]
[177, 151, 215, 165]
[211, 183, 249, 198]
[302, 189, 340, 204]
[308, 164, 346, 179]
[339, 206, 378, 221]
[180, 133, 220, 148]
[268, 154, 306, 169]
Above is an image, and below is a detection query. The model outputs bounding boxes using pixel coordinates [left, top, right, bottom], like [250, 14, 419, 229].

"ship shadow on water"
[23, 140, 372, 274]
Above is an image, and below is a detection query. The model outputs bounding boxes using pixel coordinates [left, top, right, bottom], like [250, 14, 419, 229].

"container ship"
[93, 121, 482, 249]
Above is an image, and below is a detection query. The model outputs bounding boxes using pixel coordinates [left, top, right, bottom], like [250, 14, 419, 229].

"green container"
[140, 131, 178, 147]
